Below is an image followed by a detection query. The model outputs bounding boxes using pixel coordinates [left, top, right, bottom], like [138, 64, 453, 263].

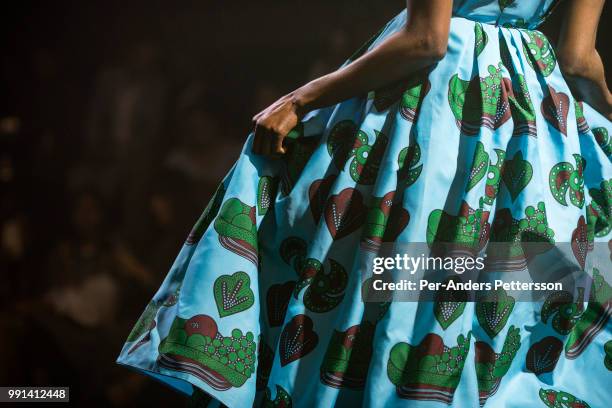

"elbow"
[557, 54, 582, 77]
[557, 48, 594, 77]
[404, 30, 448, 62]
[423, 35, 448, 61]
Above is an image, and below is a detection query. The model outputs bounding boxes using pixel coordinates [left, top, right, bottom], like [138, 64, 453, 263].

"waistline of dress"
[451, 15, 542, 31]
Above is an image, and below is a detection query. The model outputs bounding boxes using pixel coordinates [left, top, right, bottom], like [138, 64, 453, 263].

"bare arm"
[252, 0, 453, 156]
[556, 0, 612, 120]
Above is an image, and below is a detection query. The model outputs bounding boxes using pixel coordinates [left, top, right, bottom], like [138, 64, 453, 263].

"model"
[117, 0, 612, 407]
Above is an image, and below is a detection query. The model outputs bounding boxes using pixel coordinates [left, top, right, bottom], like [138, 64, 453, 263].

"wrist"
[292, 79, 324, 116]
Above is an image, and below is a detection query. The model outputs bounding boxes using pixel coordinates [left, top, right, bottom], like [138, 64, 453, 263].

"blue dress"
[117, 1, 612, 407]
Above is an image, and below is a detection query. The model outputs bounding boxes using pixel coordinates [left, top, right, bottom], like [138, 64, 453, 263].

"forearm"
[251, 0, 452, 156]
[556, 0, 611, 118]
[293, 29, 446, 113]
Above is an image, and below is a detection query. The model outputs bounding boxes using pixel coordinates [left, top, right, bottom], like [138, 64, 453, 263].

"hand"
[251, 92, 304, 157]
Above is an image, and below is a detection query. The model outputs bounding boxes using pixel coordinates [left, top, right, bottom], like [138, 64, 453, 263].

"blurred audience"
[79, 41, 169, 248]
[0, 4, 362, 404]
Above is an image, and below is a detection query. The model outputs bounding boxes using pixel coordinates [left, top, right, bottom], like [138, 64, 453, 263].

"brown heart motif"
[526, 336, 563, 375]
[493, 77, 513, 129]
[279, 314, 319, 366]
[541, 85, 569, 136]
[266, 281, 296, 327]
[309, 175, 337, 223]
[324, 188, 367, 240]
[571, 216, 591, 270]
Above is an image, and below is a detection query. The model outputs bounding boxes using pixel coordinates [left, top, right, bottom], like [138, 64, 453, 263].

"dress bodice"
[451, 0, 561, 28]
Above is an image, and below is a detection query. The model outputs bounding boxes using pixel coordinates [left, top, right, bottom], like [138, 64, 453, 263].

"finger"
[273, 133, 286, 155]
[252, 111, 264, 123]
[252, 101, 278, 123]
[254, 97, 286, 122]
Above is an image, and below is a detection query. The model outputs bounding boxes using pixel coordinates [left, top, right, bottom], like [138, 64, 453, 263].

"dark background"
[0, 1, 609, 406]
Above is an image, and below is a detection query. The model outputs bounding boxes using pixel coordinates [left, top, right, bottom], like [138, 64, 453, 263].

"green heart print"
[214, 271, 255, 318]
[502, 151, 532, 201]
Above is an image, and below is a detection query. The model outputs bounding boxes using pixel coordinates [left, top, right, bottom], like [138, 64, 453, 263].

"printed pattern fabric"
[117, 1, 612, 407]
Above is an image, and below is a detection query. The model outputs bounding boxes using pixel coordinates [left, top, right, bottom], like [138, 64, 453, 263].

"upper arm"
[557, 0, 604, 64]
[404, 0, 453, 55]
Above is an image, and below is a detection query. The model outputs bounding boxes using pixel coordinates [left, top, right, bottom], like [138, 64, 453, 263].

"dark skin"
[557, 0, 612, 120]
[252, 0, 452, 157]
[252, 0, 611, 157]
